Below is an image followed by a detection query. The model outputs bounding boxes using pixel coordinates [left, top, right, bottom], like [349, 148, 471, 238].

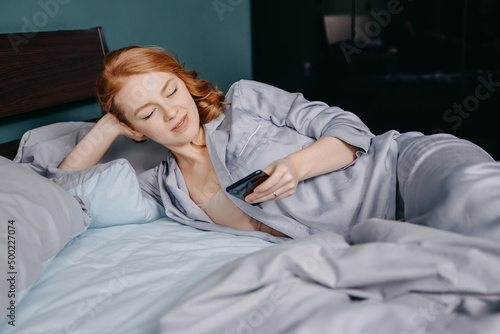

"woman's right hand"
[58, 113, 145, 170]
[98, 113, 147, 142]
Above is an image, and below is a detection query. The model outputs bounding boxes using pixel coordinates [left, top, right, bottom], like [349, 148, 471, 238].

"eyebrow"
[133, 78, 174, 116]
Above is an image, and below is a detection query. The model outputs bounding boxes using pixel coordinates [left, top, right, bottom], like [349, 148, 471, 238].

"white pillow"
[0, 156, 90, 319]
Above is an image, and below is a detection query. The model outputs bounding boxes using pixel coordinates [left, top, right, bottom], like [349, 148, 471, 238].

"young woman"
[59, 46, 500, 243]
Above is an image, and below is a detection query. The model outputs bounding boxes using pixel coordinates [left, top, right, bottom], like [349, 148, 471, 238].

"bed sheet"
[160, 218, 500, 334]
[0, 217, 273, 334]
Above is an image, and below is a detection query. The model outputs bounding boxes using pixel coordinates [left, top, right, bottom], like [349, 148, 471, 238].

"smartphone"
[226, 170, 270, 206]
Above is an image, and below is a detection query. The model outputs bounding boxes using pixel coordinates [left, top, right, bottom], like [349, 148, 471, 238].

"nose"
[162, 106, 177, 122]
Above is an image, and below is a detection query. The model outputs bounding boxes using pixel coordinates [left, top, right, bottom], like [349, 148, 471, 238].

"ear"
[120, 121, 148, 140]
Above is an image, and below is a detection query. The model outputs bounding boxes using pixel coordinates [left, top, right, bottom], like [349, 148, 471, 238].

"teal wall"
[0, 0, 252, 143]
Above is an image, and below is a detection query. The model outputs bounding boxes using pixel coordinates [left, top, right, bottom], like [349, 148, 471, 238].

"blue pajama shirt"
[139, 80, 500, 243]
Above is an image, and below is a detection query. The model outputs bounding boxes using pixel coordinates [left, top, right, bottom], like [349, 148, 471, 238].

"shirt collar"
[203, 112, 226, 131]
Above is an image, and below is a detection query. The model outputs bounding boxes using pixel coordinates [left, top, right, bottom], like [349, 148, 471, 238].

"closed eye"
[143, 109, 155, 120]
[167, 87, 177, 97]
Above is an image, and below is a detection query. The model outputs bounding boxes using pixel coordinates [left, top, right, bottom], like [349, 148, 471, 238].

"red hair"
[96, 46, 225, 126]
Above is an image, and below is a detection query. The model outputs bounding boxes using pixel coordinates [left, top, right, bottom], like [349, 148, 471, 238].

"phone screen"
[226, 170, 270, 206]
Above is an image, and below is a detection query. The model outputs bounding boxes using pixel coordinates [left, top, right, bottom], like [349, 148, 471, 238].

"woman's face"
[114, 71, 201, 150]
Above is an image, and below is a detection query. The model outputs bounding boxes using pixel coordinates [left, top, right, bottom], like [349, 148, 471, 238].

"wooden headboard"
[0, 27, 108, 159]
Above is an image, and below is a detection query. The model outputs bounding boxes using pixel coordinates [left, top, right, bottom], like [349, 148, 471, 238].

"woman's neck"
[171, 125, 209, 168]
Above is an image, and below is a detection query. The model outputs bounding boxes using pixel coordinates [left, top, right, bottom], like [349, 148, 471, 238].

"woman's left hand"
[245, 158, 300, 204]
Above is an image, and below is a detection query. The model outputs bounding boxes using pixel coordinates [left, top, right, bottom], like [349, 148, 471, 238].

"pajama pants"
[395, 132, 500, 242]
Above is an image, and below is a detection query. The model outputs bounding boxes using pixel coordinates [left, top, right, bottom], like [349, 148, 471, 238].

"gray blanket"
[160, 219, 500, 334]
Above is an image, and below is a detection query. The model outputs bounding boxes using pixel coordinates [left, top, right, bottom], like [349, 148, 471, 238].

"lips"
[171, 114, 188, 131]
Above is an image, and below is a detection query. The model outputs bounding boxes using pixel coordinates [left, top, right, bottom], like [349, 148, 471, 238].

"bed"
[1, 28, 500, 334]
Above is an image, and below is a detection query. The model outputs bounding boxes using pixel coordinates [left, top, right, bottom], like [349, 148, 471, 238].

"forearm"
[285, 136, 359, 181]
[58, 115, 121, 170]
[248, 136, 360, 204]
